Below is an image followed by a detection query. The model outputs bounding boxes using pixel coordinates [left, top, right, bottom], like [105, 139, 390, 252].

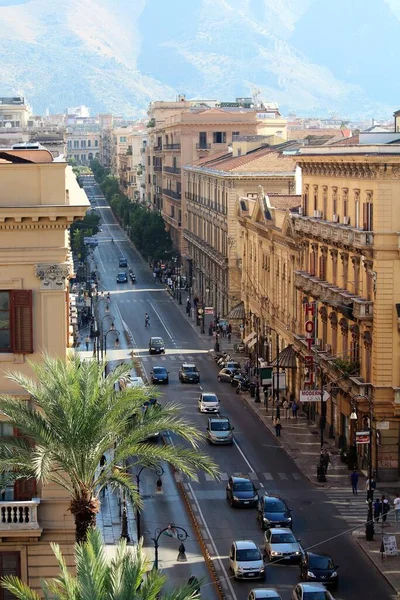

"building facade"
[0, 148, 88, 587]
[66, 128, 100, 165]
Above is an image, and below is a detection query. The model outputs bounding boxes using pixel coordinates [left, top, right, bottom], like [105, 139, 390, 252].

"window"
[313, 186, 318, 211]
[120, 137, 127, 143]
[171, 205, 175, 218]
[74, 140, 79, 148]
[322, 187, 328, 218]
[0, 553, 20, 599]
[67, 140, 72, 149]
[95, 140, 98, 147]
[87, 140, 91, 147]
[81, 154, 86, 162]
[173, 156, 177, 169]
[363, 198, 373, 230]
[232, 131, 240, 140]
[0, 290, 33, 353]
[81, 140, 86, 148]
[213, 132, 226, 144]
[303, 186, 309, 216]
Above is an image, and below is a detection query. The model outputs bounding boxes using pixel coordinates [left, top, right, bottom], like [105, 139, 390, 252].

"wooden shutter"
[0, 553, 20, 600]
[11, 290, 33, 354]
[13, 427, 37, 500]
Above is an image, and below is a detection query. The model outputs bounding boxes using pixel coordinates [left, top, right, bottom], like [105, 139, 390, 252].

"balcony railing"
[164, 143, 181, 150]
[293, 215, 374, 249]
[196, 143, 211, 150]
[163, 188, 181, 200]
[154, 165, 162, 172]
[163, 166, 181, 175]
[153, 145, 163, 152]
[0, 500, 41, 532]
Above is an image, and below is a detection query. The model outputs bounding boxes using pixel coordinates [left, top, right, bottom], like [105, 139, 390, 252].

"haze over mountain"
[0, 0, 397, 118]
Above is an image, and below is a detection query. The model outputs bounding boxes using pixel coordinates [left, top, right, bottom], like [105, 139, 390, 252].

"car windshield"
[152, 339, 163, 345]
[236, 548, 261, 561]
[309, 556, 334, 569]
[303, 593, 331, 600]
[233, 481, 254, 492]
[202, 395, 218, 402]
[265, 500, 286, 512]
[270, 533, 296, 544]
[153, 367, 166, 374]
[184, 367, 197, 373]
[211, 421, 230, 431]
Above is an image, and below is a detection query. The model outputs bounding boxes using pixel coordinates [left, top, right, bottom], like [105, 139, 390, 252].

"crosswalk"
[323, 489, 369, 530]
[141, 354, 216, 363]
[186, 470, 304, 484]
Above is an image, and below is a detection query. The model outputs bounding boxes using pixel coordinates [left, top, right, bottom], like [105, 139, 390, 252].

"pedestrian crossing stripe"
[193, 471, 303, 483]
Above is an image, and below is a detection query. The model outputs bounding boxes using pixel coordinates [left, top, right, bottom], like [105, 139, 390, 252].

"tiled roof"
[328, 134, 360, 146]
[190, 150, 231, 167]
[268, 194, 302, 210]
[190, 147, 296, 173]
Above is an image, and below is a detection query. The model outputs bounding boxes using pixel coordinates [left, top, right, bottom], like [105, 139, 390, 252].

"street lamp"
[101, 314, 115, 360]
[135, 465, 164, 540]
[151, 524, 189, 570]
[254, 316, 260, 403]
[104, 327, 120, 356]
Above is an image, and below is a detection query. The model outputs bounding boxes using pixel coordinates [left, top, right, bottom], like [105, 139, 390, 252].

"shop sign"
[205, 307, 214, 315]
[356, 430, 370, 444]
[304, 302, 315, 385]
[300, 390, 330, 403]
[383, 535, 398, 556]
[260, 367, 273, 386]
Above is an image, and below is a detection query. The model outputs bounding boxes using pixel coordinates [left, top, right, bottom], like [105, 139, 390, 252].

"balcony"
[352, 298, 373, 321]
[164, 143, 181, 151]
[183, 230, 227, 268]
[163, 213, 181, 229]
[163, 166, 181, 175]
[163, 188, 181, 201]
[293, 215, 374, 249]
[154, 165, 162, 172]
[196, 143, 211, 150]
[0, 500, 42, 537]
[153, 145, 163, 152]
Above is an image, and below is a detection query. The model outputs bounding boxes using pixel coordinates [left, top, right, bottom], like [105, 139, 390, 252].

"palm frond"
[1, 576, 41, 600]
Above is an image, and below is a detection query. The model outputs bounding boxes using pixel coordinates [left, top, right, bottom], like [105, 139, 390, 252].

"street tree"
[2, 528, 200, 600]
[0, 354, 217, 542]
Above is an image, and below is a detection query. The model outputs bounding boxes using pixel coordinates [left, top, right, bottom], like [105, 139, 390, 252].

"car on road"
[149, 337, 165, 355]
[117, 374, 144, 390]
[264, 528, 302, 563]
[218, 367, 241, 382]
[119, 257, 128, 267]
[291, 583, 335, 600]
[224, 361, 241, 370]
[299, 552, 339, 589]
[257, 494, 293, 529]
[198, 392, 220, 413]
[226, 475, 258, 507]
[151, 366, 169, 384]
[230, 373, 249, 388]
[229, 540, 265, 580]
[206, 416, 234, 444]
[116, 272, 128, 283]
[248, 590, 282, 600]
[179, 363, 200, 383]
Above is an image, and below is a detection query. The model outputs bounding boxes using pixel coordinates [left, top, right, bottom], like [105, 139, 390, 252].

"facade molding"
[35, 263, 70, 290]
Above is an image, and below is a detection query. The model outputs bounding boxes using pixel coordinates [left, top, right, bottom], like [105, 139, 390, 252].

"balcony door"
[0, 553, 20, 600]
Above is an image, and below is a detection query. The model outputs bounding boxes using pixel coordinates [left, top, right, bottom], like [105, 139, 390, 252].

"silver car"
[206, 416, 234, 444]
[291, 583, 335, 600]
[248, 590, 282, 600]
[264, 527, 303, 562]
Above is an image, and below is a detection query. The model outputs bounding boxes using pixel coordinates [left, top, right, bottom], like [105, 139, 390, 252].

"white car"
[291, 583, 335, 600]
[229, 540, 265, 580]
[248, 590, 282, 600]
[264, 528, 302, 562]
[117, 374, 144, 390]
[198, 392, 220, 413]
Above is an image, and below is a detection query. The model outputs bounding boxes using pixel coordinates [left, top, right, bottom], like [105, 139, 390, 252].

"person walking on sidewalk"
[274, 416, 282, 437]
[394, 494, 400, 522]
[373, 497, 382, 523]
[350, 469, 359, 495]
[382, 495, 391, 523]
[321, 449, 330, 474]
[282, 398, 290, 419]
[291, 400, 299, 420]
[85, 335, 90, 351]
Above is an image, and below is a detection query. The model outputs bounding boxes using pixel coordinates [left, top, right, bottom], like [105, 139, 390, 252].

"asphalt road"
[81, 176, 395, 600]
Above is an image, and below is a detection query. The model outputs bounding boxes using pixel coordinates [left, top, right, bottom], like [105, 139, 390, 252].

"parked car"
[226, 475, 258, 507]
[225, 361, 241, 370]
[231, 373, 249, 388]
[179, 363, 200, 383]
[264, 528, 302, 563]
[198, 392, 220, 413]
[119, 257, 128, 267]
[291, 583, 335, 600]
[257, 494, 293, 529]
[228, 540, 265, 580]
[300, 552, 339, 588]
[218, 367, 241, 382]
[118, 374, 144, 390]
[116, 272, 128, 283]
[248, 590, 282, 600]
[149, 337, 165, 355]
[151, 366, 169, 384]
[206, 416, 234, 444]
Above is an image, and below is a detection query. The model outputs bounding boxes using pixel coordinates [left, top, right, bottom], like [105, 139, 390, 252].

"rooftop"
[186, 146, 296, 175]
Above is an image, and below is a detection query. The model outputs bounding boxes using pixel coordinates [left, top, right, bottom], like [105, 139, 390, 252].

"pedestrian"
[245, 360, 250, 377]
[227, 331, 231, 342]
[228, 323, 232, 335]
[222, 323, 227, 337]
[291, 400, 299, 420]
[373, 497, 382, 523]
[394, 494, 400, 523]
[100, 454, 107, 496]
[365, 476, 377, 502]
[85, 335, 90, 351]
[350, 469, 359, 495]
[282, 397, 289, 419]
[382, 495, 391, 523]
[274, 416, 282, 437]
[321, 449, 330, 474]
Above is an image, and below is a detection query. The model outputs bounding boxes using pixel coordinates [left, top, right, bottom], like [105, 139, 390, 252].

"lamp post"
[104, 328, 120, 356]
[120, 490, 130, 543]
[135, 465, 164, 540]
[151, 524, 189, 570]
[254, 316, 260, 403]
[101, 314, 115, 360]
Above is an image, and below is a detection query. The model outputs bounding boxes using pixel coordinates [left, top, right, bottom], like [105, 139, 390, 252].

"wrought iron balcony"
[196, 143, 211, 150]
[163, 188, 181, 200]
[0, 499, 42, 535]
[164, 143, 181, 150]
[153, 145, 163, 152]
[154, 165, 162, 172]
[163, 166, 181, 175]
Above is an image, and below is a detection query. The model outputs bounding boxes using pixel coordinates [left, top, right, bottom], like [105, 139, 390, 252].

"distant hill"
[0, 0, 396, 118]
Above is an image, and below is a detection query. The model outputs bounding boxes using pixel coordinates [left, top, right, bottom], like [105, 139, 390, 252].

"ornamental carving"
[329, 311, 338, 329]
[36, 263, 70, 290]
[339, 317, 348, 335]
[301, 162, 378, 179]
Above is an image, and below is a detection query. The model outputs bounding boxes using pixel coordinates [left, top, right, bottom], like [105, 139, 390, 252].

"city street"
[82, 176, 395, 600]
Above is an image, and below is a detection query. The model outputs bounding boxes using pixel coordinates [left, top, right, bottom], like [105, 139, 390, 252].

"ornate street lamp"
[135, 465, 164, 540]
[152, 524, 189, 570]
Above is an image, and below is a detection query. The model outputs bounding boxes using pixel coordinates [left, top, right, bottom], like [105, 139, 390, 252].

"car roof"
[201, 392, 217, 396]
[263, 494, 285, 502]
[268, 527, 293, 534]
[182, 363, 196, 367]
[298, 583, 330, 591]
[153, 365, 167, 370]
[209, 416, 229, 422]
[306, 551, 332, 560]
[234, 540, 258, 550]
[151, 337, 163, 341]
[251, 591, 281, 599]
[231, 475, 252, 483]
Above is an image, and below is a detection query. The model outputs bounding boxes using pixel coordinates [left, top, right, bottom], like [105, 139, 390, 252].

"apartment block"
[66, 127, 100, 165]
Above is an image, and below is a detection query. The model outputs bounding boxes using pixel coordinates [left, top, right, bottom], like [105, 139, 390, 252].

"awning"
[247, 337, 257, 349]
[225, 301, 245, 320]
[243, 331, 257, 345]
[269, 344, 297, 369]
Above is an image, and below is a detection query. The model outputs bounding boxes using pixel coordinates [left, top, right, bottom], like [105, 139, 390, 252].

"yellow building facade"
[0, 148, 88, 588]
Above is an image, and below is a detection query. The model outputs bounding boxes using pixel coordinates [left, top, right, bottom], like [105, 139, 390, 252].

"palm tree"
[2, 527, 200, 600]
[0, 354, 217, 542]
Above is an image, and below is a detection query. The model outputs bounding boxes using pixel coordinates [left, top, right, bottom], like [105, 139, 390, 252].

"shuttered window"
[0, 290, 33, 354]
[0, 553, 20, 600]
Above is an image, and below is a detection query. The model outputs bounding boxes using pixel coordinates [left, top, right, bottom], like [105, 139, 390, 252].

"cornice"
[184, 165, 295, 178]
[0, 206, 87, 226]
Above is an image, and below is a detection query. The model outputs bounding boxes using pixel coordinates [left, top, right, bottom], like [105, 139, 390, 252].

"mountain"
[0, 0, 397, 118]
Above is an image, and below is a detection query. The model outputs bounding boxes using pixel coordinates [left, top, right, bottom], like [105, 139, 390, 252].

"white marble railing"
[0, 499, 40, 530]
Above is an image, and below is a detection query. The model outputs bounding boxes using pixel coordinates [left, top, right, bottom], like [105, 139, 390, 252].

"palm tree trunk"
[70, 496, 100, 542]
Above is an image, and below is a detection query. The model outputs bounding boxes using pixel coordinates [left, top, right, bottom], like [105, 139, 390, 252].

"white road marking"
[220, 472, 229, 481]
[263, 472, 273, 480]
[205, 473, 214, 481]
[259, 482, 264, 488]
[278, 473, 288, 480]
[150, 302, 174, 340]
[293, 472, 302, 480]
[233, 439, 256, 473]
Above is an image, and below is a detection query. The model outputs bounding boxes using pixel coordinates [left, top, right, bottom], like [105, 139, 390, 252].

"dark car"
[149, 337, 165, 355]
[226, 476, 258, 508]
[179, 363, 200, 383]
[151, 366, 169, 384]
[230, 373, 249, 388]
[300, 552, 339, 588]
[116, 272, 128, 283]
[257, 494, 292, 530]
[119, 257, 128, 267]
